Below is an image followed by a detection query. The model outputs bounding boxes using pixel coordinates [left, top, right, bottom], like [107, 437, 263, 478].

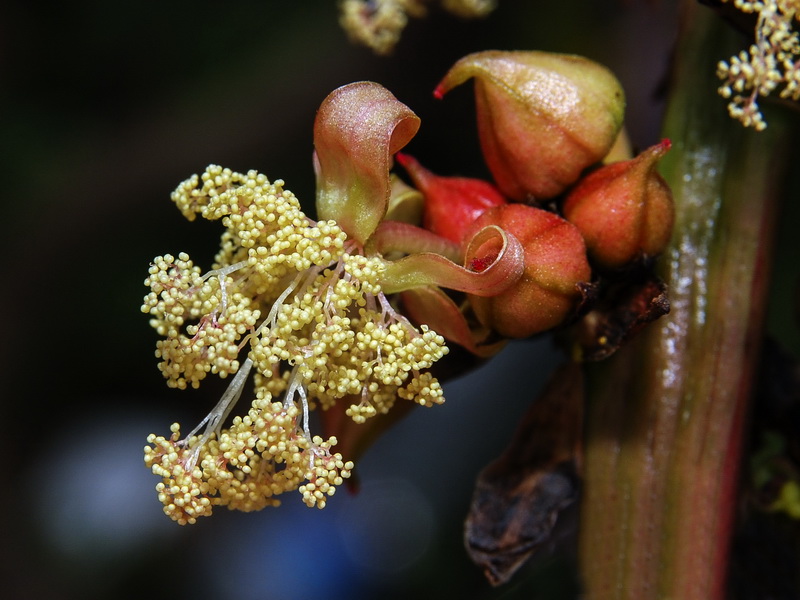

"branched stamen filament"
[318, 260, 347, 320]
[378, 291, 416, 334]
[181, 356, 254, 472]
[258, 270, 306, 335]
[283, 365, 313, 459]
[201, 260, 249, 282]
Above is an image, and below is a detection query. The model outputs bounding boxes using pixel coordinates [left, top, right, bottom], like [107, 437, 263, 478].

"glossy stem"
[579, 3, 790, 599]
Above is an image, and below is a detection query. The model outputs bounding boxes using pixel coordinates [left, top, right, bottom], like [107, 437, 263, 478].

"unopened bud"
[562, 140, 674, 269]
[396, 153, 506, 243]
[464, 204, 591, 338]
[436, 50, 625, 201]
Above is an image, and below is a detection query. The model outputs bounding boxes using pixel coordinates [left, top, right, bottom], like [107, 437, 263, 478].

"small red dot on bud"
[464, 204, 591, 338]
[469, 254, 497, 273]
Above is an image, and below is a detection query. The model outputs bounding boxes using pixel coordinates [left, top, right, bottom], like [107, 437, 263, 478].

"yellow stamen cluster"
[143, 400, 354, 525]
[339, 0, 496, 55]
[717, 0, 800, 130]
[142, 165, 449, 523]
[142, 253, 259, 389]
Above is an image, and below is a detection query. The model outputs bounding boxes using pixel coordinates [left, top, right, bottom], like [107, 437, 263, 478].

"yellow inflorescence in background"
[338, 0, 496, 54]
[717, 0, 800, 130]
[142, 166, 448, 523]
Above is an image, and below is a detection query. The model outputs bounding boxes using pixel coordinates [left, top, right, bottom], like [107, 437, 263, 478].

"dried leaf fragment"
[578, 274, 670, 361]
[464, 362, 584, 585]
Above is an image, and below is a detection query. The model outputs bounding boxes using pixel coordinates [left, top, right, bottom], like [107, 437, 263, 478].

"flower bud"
[396, 153, 506, 243]
[464, 204, 591, 338]
[436, 51, 625, 201]
[562, 140, 674, 270]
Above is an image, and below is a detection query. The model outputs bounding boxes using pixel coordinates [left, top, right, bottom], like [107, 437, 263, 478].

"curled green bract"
[379, 225, 524, 296]
[314, 81, 420, 245]
[367, 220, 462, 263]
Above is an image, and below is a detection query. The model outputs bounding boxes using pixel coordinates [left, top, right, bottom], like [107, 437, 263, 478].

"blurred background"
[0, 1, 689, 598]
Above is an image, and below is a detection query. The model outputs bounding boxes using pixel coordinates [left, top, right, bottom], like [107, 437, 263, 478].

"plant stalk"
[579, 3, 791, 598]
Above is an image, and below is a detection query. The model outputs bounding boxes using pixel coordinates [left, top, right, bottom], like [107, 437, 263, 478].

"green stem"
[579, 3, 791, 599]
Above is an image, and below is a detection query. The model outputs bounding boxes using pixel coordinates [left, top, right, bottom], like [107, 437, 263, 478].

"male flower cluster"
[142, 80, 530, 524]
[142, 164, 452, 524]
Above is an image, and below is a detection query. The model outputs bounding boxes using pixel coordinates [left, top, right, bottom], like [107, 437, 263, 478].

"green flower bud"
[436, 50, 625, 201]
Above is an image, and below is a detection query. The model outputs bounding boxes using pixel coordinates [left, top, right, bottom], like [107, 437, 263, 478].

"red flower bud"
[436, 51, 625, 201]
[396, 153, 506, 243]
[562, 139, 675, 269]
[464, 204, 591, 338]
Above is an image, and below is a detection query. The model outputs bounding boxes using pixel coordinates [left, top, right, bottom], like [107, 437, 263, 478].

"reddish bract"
[396, 153, 506, 244]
